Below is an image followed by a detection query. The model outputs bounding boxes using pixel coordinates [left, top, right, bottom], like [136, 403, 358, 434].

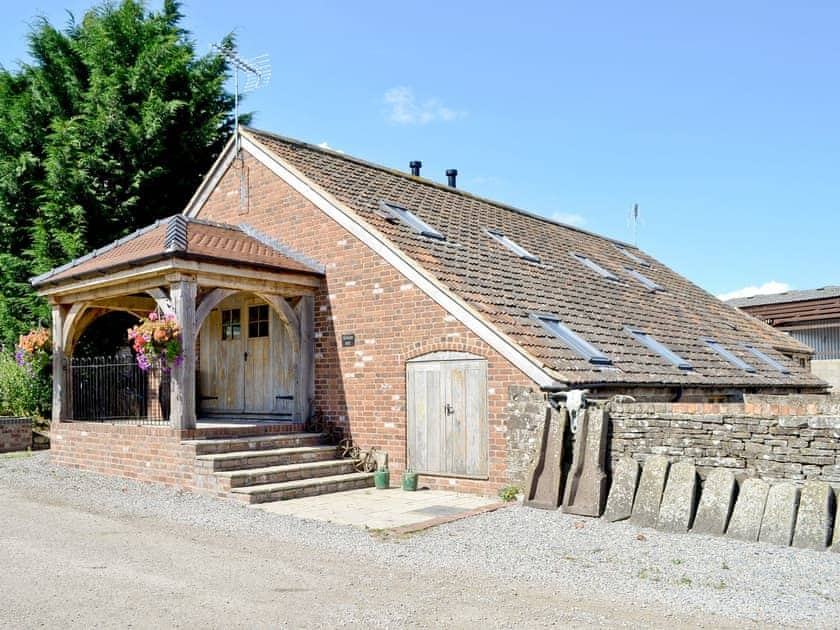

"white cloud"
[316, 141, 343, 154]
[717, 281, 791, 302]
[384, 86, 466, 125]
[550, 211, 587, 228]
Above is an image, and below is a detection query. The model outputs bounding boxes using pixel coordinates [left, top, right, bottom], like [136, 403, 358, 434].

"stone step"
[215, 459, 357, 488]
[231, 472, 375, 504]
[183, 432, 323, 455]
[195, 445, 340, 472]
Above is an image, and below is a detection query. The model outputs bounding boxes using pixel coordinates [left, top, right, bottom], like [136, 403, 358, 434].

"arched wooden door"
[199, 294, 297, 415]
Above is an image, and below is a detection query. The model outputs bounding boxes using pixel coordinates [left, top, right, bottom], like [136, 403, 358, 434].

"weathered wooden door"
[199, 295, 298, 415]
[406, 353, 488, 477]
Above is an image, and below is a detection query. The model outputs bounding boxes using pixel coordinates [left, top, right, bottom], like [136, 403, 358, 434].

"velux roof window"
[742, 344, 791, 374]
[485, 229, 540, 263]
[626, 327, 692, 370]
[701, 338, 756, 373]
[626, 267, 664, 292]
[572, 253, 618, 280]
[614, 244, 651, 267]
[532, 314, 612, 365]
[378, 201, 445, 240]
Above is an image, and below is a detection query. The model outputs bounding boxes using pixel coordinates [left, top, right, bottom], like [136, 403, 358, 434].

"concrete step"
[183, 432, 323, 455]
[195, 445, 339, 472]
[215, 459, 357, 488]
[231, 472, 375, 504]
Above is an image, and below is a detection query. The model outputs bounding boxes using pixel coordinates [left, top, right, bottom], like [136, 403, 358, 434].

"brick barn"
[31, 127, 829, 499]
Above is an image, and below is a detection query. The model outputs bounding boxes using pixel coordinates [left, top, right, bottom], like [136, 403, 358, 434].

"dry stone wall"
[608, 395, 840, 488]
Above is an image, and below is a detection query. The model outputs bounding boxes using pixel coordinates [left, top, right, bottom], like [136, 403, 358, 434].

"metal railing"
[69, 356, 170, 425]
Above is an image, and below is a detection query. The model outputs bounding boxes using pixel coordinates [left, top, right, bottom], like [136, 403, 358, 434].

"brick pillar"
[169, 278, 197, 430]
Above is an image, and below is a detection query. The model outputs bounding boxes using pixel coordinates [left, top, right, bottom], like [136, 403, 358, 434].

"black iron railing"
[69, 356, 170, 425]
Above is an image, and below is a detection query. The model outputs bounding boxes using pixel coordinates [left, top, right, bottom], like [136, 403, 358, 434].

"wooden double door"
[199, 295, 296, 415]
[406, 353, 488, 478]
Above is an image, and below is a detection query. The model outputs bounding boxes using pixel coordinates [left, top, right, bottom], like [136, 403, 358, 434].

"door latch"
[445, 403, 454, 416]
[244, 351, 249, 362]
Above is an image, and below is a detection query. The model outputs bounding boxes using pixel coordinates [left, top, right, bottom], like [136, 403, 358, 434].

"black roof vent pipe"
[446, 169, 458, 188]
[409, 160, 422, 176]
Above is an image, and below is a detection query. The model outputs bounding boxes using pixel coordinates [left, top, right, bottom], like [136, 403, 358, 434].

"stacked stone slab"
[603, 457, 640, 522]
[792, 481, 836, 551]
[726, 478, 769, 542]
[656, 461, 697, 533]
[692, 469, 737, 536]
[629, 455, 669, 528]
[758, 483, 800, 546]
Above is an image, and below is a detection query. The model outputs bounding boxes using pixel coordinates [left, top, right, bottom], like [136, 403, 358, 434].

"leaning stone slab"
[629, 455, 669, 528]
[726, 478, 769, 542]
[563, 407, 609, 517]
[692, 469, 737, 536]
[758, 483, 800, 547]
[656, 461, 698, 533]
[792, 481, 835, 551]
[604, 457, 640, 522]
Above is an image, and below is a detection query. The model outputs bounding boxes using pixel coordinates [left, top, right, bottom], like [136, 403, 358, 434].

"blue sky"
[2, 1, 838, 299]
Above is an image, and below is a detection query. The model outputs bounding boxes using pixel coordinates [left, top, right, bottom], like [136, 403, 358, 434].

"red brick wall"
[50, 422, 197, 488]
[196, 150, 538, 494]
[0, 418, 31, 453]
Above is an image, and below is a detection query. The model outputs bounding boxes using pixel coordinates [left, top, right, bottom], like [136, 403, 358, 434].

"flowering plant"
[15, 328, 52, 377]
[127, 312, 183, 371]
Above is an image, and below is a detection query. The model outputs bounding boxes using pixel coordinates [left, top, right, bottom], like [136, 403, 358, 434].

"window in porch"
[248, 305, 269, 338]
[221, 309, 241, 340]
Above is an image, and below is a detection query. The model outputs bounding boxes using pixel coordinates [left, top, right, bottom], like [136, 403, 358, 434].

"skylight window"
[532, 315, 612, 365]
[485, 229, 540, 263]
[626, 267, 665, 292]
[626, 327, 692, 370]
[572, 253, 618, 280]
[742, 344, 791, 374]
[378, 201, 445, 240]
[614, 244, 651, 267]
[701, 338, 756, 373]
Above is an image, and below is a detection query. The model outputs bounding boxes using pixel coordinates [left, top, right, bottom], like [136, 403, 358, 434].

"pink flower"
[148, 312, 159, 321]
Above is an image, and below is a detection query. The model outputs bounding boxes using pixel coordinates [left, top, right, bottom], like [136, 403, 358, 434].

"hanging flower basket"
[15, 328, 52, 378]
[127, 312, 183, 372]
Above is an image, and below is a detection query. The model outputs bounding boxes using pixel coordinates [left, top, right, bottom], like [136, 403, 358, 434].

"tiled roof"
[32, 215, 322, 286]
[728, 286, 840, 308]
[246, 127, 823, 389]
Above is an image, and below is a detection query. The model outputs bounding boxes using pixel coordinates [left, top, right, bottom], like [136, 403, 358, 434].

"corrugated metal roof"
[727, 286, 840, 307]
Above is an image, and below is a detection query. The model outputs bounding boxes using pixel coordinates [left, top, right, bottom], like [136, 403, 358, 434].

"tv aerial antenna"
[211, 42, 271, 156]
[210, 42, 271, 209]
[628, 203, 641, 246]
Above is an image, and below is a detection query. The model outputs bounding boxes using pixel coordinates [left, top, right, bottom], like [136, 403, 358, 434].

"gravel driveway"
[1, 453, 837, 628]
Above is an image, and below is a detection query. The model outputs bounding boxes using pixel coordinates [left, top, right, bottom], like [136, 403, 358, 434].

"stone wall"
[608, 395, 840, 488]
[504, 386, 548, 487]
[0, 417, 31, 453]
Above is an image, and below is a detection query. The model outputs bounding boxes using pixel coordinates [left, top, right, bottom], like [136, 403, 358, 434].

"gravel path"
[1, 452, 838, 628]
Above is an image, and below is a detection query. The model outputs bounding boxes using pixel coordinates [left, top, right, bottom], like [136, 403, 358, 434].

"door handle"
[445, 403, 454, 416]
[244, 351, 249, 362]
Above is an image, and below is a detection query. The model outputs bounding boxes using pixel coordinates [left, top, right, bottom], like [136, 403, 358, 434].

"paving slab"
[692, 469, 737, 536]
[603, 457, 640, 522]
[792, 481, 835, 551]
[629, 455, 669, 528]
[656, 461, 697, 533]
[252, 486, 500, 529]
[758, 483, 800, 547]
[726, 478, 769, 542]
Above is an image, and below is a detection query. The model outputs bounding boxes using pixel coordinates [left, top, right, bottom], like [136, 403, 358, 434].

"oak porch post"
[169, 277, 197, 430]
[50, 303, 69, 423]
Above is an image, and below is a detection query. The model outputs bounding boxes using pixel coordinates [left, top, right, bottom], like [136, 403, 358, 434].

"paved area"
[253, 486, 500, 529]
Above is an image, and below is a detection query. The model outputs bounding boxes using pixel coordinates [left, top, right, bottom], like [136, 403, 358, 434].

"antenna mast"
[629, 203, 640, 246]
[211, 42, 271, 210]
[211, 42, 271, 156]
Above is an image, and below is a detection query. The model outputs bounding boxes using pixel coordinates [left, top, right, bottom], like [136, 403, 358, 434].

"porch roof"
[32, 215, 323, 289]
